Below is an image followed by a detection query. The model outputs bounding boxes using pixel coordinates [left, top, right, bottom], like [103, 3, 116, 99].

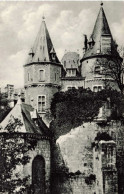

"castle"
[24, 3, 122, 122]
[0, 2, 124, 194]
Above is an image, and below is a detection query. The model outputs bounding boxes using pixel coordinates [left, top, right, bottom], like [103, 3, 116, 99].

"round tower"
[24, 17, 62, 122]
[81, 3, 123, 92]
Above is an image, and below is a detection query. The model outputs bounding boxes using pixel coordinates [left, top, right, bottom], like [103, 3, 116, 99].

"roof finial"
[42, 13, 45, 21]
[100, 1, 103, 6]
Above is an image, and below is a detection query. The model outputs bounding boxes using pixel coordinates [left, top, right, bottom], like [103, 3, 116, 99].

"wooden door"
[32, 155, 45, 194]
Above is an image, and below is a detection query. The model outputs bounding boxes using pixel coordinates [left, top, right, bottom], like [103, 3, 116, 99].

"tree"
[102, 55, 124, 94]
[0, 92, 11, 123]
[0, 117, 37, 193]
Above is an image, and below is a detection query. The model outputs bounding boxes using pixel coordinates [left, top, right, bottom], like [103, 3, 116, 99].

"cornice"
[85, 78, 115, 82]
[80, 54, 123, 63]
[24, 83, 61, 89]
[24, 61, 62, 67]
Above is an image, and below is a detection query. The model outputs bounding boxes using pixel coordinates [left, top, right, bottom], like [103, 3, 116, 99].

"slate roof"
[26, 18, 60, 65]
[0, 98, 51, 137]
[61, 52, 80, 69]
[82, 5, 120, 60]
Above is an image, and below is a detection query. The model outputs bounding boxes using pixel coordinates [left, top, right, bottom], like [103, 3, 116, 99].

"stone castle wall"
[24, 63, 61, 86]
[53, 175, 96, 194]
[55, 120, 124, 194]
[25, 85, 58, 111]
[24, 138, 51, 194]
[81, 57, 120, 91]
[61, 79, 84, 91]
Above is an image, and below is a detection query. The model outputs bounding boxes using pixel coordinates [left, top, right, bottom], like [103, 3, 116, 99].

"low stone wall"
[52, 174, 96, 194]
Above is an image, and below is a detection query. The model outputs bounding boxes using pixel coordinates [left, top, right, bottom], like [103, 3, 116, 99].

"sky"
[0, 1, 124, 88]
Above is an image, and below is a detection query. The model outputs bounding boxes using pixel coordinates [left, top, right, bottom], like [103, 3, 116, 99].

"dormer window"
[96, 49, 100, 54]
[50, 47, 56, 60]
[101, 35, 111, 53]
[29, 48, 34, 58]
[39, 70, 45, 81]
[51, 53, 56, 60]
[66, 69, 76, 77]
[94, 66, 101, 74]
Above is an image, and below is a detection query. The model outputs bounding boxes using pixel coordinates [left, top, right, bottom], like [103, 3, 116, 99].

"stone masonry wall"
[61, 79, 84, 91]
[56, 120, 124, 194]
[81, 57, 120, 91]
[24, 139, 51, 194]
[53, 175, 96, 194]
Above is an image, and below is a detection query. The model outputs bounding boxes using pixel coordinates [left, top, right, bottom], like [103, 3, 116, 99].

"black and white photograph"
[0, 1, 124, 193]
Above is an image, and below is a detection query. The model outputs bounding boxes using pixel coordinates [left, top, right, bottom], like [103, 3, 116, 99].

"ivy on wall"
[50, 87, 124, 139]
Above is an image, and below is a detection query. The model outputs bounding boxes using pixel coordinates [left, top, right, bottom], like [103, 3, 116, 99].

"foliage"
[50, 88, 102, 138]
[85, 174, 96, 185]
[94, 56, 124, 94]
[0, 93, 11, 123]
[50, 88, 124, 139]
[0, 117, 37, 193]
[95, 132, 112, 142]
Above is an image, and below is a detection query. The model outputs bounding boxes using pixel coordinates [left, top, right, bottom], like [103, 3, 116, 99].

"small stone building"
[0, 98, 52, 194]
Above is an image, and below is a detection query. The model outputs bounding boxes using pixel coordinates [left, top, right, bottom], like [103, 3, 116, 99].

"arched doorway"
[32, 155, 45, 194]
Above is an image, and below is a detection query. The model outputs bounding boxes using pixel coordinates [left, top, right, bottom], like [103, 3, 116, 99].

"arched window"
[32, 155, 45, 194]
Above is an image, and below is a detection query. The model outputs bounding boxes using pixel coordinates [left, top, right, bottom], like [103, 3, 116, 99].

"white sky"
[0, 1, 124, 88]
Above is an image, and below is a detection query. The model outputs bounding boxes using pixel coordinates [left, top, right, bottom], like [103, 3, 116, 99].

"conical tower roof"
[82, 3, 120, 60]
[91, 5, 111, 41]
[26, 17, 60, 64]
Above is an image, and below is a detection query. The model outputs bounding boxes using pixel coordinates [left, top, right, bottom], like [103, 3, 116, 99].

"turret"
[24, 17, 62, 124]
[80, 2, 122, 92]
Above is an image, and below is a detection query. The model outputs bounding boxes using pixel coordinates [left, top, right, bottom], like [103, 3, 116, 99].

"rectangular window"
[39, 70, 45, 81]
[93, 86, 103, 92]
[66, 69, 76, 77]
[67, 86, 76, 90]
[101, 35, 111, 53]
[28, 73, 30, 81]
[98, 86, 102, 92]
[72, 69, 76, 76]
[69, 69, 71, 76]
[93, 86, 98, 92]
[38, 96, 46, 113]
